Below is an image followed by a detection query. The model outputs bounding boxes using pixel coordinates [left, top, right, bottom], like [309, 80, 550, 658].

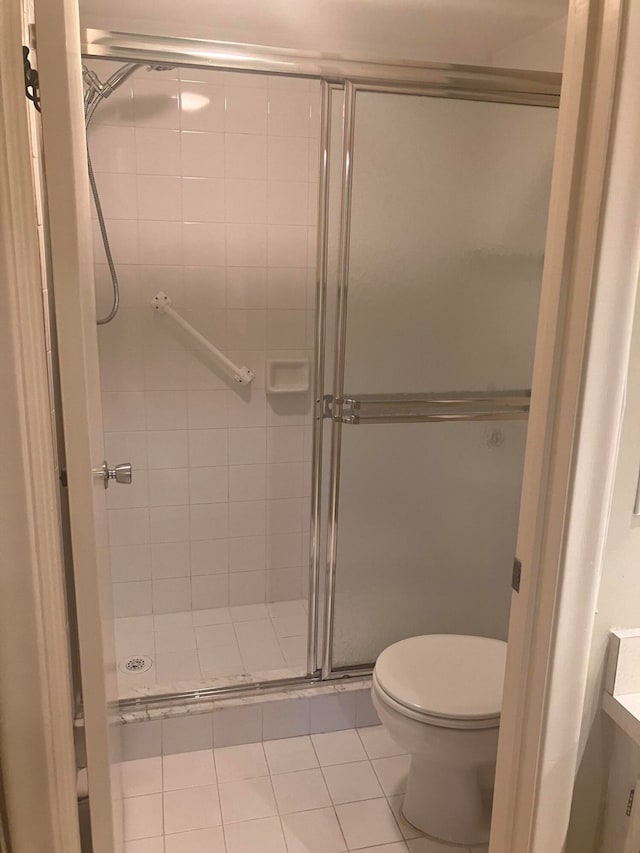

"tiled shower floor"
[122, 726, 488, 852]
[115, 600, 308, 698]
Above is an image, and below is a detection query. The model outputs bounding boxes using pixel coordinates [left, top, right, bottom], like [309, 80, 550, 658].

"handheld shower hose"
[83, 62, 174, 324]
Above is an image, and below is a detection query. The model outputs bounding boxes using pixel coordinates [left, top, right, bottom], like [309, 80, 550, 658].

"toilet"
[372, 634, 507, 846]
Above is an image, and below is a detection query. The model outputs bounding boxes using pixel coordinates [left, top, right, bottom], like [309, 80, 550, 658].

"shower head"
[83, 62, 176, 107]
[83, 61, 177, 126]
[82, 62, 138, 100]
[82, 62, 140, 120]
[83, 58, 177, 325]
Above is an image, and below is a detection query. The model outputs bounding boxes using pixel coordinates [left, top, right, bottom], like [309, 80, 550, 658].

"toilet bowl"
[372, 634, 507, 846]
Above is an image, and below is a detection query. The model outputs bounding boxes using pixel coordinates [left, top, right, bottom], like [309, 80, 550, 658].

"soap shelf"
[266, 358, 310, 394]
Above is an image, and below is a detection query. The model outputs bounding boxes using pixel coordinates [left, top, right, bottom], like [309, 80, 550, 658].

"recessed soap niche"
[266, 358, 310, 394]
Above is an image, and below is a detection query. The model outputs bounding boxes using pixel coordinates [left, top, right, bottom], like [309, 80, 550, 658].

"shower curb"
[103, 679, 377, 759]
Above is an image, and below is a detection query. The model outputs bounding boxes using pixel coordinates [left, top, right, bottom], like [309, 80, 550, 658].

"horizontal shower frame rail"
[339, 410, 530, 425]
[82, 28, 561, 107]
[342, 390, 532, 407]
[333, 389, 532, 424]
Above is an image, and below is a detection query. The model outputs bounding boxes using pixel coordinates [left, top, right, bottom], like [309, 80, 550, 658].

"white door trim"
[0, 2, 81, 850]
[33, 0, 122, 848]
[491, 1, 626, 850]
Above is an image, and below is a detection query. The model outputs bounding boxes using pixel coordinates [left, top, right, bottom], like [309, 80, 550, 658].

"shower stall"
[80, 29, 559, 709]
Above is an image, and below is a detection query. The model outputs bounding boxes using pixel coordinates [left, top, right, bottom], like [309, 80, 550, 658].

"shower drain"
[119, 655, 153, 674]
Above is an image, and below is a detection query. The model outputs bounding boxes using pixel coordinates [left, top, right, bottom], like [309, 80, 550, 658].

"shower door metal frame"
[83, 28, 561, 102]
[320, 79, 560, 679]
[80, 29, 561, 711]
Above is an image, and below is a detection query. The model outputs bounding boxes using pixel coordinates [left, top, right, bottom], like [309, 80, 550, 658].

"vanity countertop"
[603, 691, 640, 745]
[603, 629, 640, 746]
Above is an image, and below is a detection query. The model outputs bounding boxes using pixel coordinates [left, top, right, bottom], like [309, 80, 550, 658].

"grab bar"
[151, 291, 255, 386]
[328, 390, 530, 424]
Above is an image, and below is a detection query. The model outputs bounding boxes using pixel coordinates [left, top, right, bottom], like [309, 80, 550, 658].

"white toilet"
[372, 634, 507, 846]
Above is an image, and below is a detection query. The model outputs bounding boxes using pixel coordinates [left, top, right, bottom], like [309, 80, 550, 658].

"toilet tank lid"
[374, 634, 507, 720]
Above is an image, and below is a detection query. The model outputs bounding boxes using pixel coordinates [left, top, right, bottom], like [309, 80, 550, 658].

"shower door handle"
[92, 461, 133, 489]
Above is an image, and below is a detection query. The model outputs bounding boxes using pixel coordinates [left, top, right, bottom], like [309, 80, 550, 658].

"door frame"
[31, 0, 123, 850]
[0, 1, 81, 850]
[491, 0, 627, 849]
[0, 1, 631, 852]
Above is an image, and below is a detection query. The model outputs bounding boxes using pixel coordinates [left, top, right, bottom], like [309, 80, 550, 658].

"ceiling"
[79, 0, 569, 70]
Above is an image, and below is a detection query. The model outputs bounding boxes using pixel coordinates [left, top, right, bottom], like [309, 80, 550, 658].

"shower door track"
[79, 32, 561, 715]
[115, 667, 373, 715]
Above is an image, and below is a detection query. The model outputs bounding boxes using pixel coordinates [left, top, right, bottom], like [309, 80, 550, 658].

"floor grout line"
[306, 728, 350, 852]
[123, 729, 447, 852]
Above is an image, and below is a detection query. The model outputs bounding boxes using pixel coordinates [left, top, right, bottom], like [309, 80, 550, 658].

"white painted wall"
[490, 16, 567, 71]
[566, 280, 640, 848]
[566, 283, 640, 850]
[79, 0, 567, 71]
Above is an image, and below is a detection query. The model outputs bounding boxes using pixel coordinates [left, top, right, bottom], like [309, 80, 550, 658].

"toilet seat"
[373, 634, 507, 729]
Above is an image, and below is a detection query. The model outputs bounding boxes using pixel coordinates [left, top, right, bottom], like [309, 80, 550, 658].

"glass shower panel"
[332, 421, 528, 668]
[343, 93, 558, 393]
[88, 60, 322, 698]
[330, 92, 557, 668]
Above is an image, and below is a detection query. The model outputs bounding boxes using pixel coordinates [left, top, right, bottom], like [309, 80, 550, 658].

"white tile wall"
[91, 65, 319, 623]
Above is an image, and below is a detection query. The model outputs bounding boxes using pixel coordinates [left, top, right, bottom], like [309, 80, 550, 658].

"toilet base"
[402, 821, 471, 850]
[402, 755, 494, 846]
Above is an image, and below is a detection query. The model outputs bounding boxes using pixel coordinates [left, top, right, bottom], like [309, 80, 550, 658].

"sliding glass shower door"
[325, 87, 558, 671]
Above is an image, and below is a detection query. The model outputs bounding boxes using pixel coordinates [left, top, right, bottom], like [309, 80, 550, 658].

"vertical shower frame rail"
[322, 81, 356, 677]
[306, 80, 332, 676]
[80, 27, 561, 710]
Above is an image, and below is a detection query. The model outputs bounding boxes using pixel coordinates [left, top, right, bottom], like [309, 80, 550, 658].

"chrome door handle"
[92, 461, 133, 489]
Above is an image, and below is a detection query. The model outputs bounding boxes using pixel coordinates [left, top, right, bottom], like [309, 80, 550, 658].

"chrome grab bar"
[151, 291, 255, 386]
[328, 389, 531, 424]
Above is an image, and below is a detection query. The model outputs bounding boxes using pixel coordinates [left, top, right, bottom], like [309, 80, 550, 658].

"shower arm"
[83, 63, 141, 104]
[151, 292, 255, 386]
[83, 62, 142, 126]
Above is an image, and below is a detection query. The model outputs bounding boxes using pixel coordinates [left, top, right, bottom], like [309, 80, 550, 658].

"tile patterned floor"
[116, 600, 308, 697]
[122, 726, 489, 852]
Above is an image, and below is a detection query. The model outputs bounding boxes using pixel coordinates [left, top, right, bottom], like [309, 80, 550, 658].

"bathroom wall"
[565, 265, 640, 847]
[79, 0, 568, 71]
[89, 62, 319, 616]
[565, 280, 640, 851]
[490, 15, 567, 72]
